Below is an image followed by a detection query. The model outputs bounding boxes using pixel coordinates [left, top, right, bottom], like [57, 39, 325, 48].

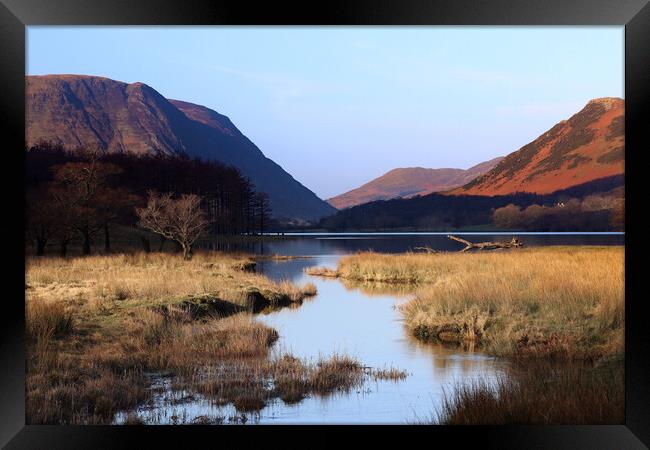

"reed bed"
[336, 247, 624, 359]
[25, 251, 402, 424]
[24, 252, 317, 423]
[336, 246, 624, 424]
[435, 359, 624, 424]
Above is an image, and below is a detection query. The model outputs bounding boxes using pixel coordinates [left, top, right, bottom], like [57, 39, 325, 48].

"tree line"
[492, 192, 624, 231]
[26, 143, 273, 257]
[319, 175, 625, 232]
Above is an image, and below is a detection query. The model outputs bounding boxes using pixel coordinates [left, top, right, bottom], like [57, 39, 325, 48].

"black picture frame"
[2, 0, 648, 448]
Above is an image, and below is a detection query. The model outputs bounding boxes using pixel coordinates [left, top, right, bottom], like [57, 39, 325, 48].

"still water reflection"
[253, 254, 506, 423]
[118, 233, 622, 424]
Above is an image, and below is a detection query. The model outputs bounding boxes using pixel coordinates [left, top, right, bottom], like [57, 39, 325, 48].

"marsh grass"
[337, 247, 624, 360]
[25, 252, 400, 424]
[26, 297, 74, 342]
[26, 252, 313, 307]
[191, 352, 367, 411]
[337, 247, 624, 424]
[304, 266, 339, 278]
[340, 278, 418, 298]
[436, 359, 624, 424]
[24, 252, 317, 424]
[370, 366, 409, 381]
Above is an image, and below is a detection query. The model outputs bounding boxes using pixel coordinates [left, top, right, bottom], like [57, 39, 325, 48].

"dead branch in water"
[447, 235, 523, 252]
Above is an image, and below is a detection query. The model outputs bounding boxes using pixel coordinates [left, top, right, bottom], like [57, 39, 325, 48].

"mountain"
[320, 175, 624, 232]
[26, 74, 337, 221]
[327, 157, 503, 210]
[320, 98, 624, 232]
[450, 97, 624, 196]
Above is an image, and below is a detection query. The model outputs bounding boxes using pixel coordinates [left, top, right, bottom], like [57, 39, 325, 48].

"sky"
[27, 27, 624, 199]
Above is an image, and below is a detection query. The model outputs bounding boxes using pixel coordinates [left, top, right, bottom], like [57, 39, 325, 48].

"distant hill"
[327, 157, 503, 209]
[321, 98, 624, 232]
[450, 97, 624, 196]
[26, 74, 336, 221]
[320, 175, 624, 231]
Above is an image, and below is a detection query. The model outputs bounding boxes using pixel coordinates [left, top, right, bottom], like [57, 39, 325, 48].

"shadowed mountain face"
[26, 75, 336, 221]
[327, 157, 503, 210]
[451, 97, 624, 196]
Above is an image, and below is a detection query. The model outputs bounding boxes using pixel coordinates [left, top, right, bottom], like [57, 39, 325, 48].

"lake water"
[117, 233, 623, 424]
[252, 232, 624, 256]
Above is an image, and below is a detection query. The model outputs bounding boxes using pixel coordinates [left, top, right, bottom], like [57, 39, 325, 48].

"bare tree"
[136, 191, 208, 260]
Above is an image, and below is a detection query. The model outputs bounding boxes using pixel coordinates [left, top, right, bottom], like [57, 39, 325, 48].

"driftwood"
[447, 235, 523, 252]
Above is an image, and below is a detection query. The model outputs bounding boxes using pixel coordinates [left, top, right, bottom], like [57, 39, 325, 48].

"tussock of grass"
[300, 282, 318, 297]
[26, 298, 74, 342]
[343, 247, 625, 425]
[310, 354, 364, 395]
[131, 312, 280, 368]
[370, 366, 409, 381]
[194, 352, 367, 411]
[338, 247, 624, 360]
[304, 266, 339, 278]
[337, 252, 446, 283]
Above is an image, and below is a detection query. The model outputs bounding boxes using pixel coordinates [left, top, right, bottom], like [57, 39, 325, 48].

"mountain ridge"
[320, 97, 624, 231]
[327, 157, 503, 210]
[449, 97, 624, 196]
[26, 74, 336, 221]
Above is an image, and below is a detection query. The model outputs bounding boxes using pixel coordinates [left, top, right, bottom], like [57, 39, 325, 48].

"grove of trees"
[320, 175, 624, 232]
[492, 194, 624, 231]
[25, 142, 275, 257]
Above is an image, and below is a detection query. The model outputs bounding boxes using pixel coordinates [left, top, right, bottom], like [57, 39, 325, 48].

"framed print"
[2, 0, 649, 448]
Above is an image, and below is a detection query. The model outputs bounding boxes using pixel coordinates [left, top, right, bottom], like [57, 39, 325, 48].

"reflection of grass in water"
[434, 359, 624, 425]
[340, 278, 418, 298]
[336, 247, 625, 424]
[370, 366, 409, 381]
[192, 352, 367, 413]
[337, 247, 624, 360]
[256, 254, 315, 261]
[26, 252, 411, 425]
[24, 252, 355, 424]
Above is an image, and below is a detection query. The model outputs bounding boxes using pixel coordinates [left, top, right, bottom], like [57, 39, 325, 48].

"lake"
[116, 233, 623, 424]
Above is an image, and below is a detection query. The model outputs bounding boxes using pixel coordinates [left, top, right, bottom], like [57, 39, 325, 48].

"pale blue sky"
[27, 27, 624, 199]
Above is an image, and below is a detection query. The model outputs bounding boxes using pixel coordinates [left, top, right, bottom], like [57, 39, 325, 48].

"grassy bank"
[26, 252, 316, 315]
[25, 251, 381, 424]
[327, 246, 624, 360]
[308, 246, 625, 424]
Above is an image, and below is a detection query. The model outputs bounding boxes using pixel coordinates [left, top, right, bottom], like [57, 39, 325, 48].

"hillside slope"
[26, 74, 336, 221]
[328, 157, 503, 209]
[451, 97, 624, 196]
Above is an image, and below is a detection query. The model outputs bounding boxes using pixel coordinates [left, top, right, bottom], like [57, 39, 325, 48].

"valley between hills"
[25, 74, 625, 426]
[27, 74, 624, 232]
